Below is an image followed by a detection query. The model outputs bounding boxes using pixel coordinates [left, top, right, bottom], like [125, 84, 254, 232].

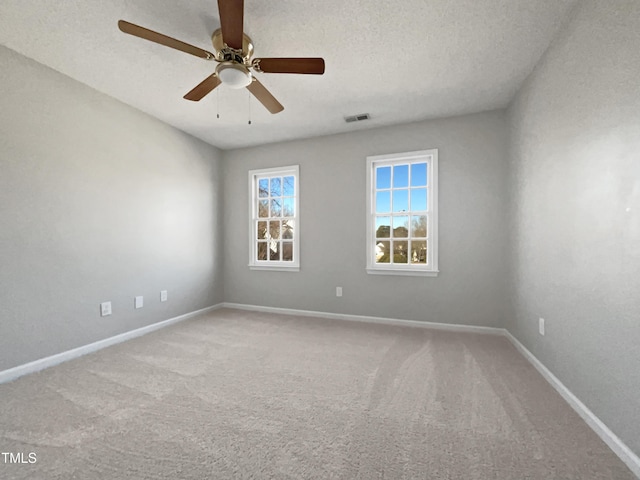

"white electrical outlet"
[135, 296, 144, 309]
[539, 317, 545, 336]
[336, 287, 343, 297]
[100, 302, 112, 317]
[160, 290, 168, 302]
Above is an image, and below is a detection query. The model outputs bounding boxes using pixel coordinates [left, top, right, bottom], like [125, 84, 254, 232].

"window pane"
[257, 221, 267, 240]
[393, 240, 409, 263]
[392, 189, 409, 212]
[376, 191, 391, 213]
[282, 242, 293, 261]
[376, 166, 391, 189]
[258, 179, 269, 197]
[411, 240, 427, 264]
[411, 163, 427, 187]
[270, 177, 281, 196]
[393, 164, 409, 188]
[257, 242, 267, 260]
[393, 216, 409, 238]
[367, 154, 437, 273]
[283, 176, 295, 196]
[269, 240, 280, 261]
[375, 241, 390, 263]
[411, 215, 427, 237]
[375, 216, 391, 238]
[282, 219, 295, 239]
[250, 166, 299, 268]
[410, 188, 427, 211]
[269, 220, 280, 239]
[270, 198, 282, 217]
[283, 197, 295, 217]
[258, 200, 269, 218]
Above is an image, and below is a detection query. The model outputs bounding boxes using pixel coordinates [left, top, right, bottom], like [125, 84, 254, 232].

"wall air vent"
[345, 113, 371, 123]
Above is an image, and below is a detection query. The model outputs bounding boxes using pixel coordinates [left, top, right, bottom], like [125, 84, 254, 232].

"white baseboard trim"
[0, 303, 224, 385]
[504, 331, 640, 479]
[221, 302, 505, 336]
[3, 301, 637, 477]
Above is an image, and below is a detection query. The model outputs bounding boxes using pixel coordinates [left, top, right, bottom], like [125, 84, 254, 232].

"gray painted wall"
[507, 1, 640, 454]
[0, 46, 224, 371]
[223, 111, 510, 327]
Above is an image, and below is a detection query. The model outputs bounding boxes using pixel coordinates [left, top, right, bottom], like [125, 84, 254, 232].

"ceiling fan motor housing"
[212, 28, 253, 62]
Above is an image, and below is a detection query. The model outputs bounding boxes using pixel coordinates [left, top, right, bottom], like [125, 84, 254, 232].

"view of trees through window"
[256, 175, 296, 262]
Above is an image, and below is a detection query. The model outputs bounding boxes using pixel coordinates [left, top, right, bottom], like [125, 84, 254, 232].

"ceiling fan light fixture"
[216, 62, 252, 89]
[118, 5, 325, 113]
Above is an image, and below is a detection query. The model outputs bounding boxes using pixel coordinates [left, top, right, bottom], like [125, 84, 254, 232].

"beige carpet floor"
[0, 308, 635, 479]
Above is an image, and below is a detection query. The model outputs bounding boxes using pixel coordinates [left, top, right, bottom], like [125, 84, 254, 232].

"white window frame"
[366, 149, 439, 276]
[248, 165, 300, 272]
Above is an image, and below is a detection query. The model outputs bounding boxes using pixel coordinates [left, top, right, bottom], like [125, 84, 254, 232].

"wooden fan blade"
[254, 58, 325, 75]
[217, 0, 244, 50]
[118, 20, 215, 60]
[183, 73, 221, 101]
[246, 78, 284, 114]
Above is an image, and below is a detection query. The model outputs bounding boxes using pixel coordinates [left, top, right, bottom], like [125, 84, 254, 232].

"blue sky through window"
[258, 179, 269, 197]
[376, 191, 391, 213]
[393, 165, 409, 188]
[270, 177, 281, 196]
[376, 166, 391, 189]
[392, 190, 409, 212]
[283, 176, 295, 196]
[411, 163, 427, 186]
[411, 188, 427, 211]
[375, 162, 428, 214]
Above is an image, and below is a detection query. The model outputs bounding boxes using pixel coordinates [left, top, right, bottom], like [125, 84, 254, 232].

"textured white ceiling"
[0, 0, 578, 150]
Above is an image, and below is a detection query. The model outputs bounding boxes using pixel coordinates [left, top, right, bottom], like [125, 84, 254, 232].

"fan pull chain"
[216, 89, 220, 119]
[248, 92, 252, 125]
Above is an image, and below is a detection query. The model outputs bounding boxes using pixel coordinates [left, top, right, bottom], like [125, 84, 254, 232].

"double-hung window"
[366, 150, 438, 276]
[248, 165, 299, 271]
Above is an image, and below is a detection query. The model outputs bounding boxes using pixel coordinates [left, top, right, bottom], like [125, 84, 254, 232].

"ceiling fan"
[118, 0, 325, 114]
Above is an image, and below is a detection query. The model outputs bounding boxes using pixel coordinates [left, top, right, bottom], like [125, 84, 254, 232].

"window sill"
[366, 268, 439, 277]
[249, 264, 300, 272]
